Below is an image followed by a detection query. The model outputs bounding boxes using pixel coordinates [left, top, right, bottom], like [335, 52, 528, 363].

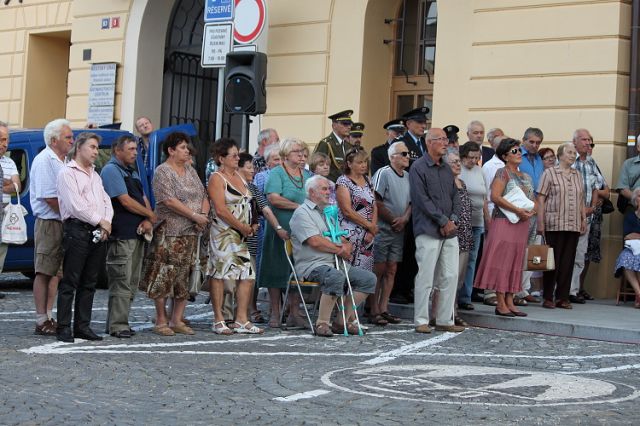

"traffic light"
[224, 51, 267, 115]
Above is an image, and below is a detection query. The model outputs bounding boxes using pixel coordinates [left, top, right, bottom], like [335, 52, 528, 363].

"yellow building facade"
[0, 0, 634, 296]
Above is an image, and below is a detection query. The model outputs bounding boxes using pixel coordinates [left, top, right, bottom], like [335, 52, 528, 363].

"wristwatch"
[275, 225, 283, 231]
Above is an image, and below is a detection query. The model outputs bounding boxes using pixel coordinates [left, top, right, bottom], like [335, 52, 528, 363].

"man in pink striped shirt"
[56, 132, 113, 343]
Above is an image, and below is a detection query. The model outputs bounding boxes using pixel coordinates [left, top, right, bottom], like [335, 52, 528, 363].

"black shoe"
[74, 328, 103, 341]
[578, 290, 594, 301]
[495, 308, 515, 317]
[569, 295, 586, 304]
[458, 303, 475, 311]
[56, 327, 74, 343]
[129, 329, 136, 336]
[110, 330, 132, 338]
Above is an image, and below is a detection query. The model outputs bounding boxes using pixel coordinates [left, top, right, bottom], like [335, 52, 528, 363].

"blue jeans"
[458, 226, 483, 305]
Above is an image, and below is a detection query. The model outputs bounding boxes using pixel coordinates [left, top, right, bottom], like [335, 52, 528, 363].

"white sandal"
[234, 321, 264, 334]
[212, 320, 233, 335]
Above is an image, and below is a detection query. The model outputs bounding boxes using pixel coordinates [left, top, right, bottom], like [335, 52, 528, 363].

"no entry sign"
[233, 0, 266, 44]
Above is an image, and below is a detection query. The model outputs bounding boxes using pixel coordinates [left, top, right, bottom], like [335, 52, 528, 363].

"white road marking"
[26, 350, 381, 356]
[273, 389, 331, 402]
[0, 304, 211, 316]
[564, 364, 640, 375]
[361, 332, 461, 365]
[409, 352, 640, 360]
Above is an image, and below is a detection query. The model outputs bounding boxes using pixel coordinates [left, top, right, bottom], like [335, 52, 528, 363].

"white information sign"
[87, 63, 117, 126]
[201, 23, 233, 68]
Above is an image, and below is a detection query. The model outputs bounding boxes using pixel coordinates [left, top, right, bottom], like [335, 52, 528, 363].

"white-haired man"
[371, 141, 411, 324]
[467, 120, 498, 165]
[254, 128, 279, 174]
[0, 121, 21, 299]
[289, 175, 376, 337]
[29, 118, 74, 336]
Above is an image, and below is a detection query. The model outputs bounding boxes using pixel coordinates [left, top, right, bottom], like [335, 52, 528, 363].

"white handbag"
[499, 185, 535, 224]
[1, 183, 28, 245]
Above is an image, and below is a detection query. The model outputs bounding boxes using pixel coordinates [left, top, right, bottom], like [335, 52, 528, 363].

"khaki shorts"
[34, 218, 64, 276]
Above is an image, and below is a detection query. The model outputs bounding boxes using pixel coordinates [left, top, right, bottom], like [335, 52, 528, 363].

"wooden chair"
[281, 240, 321, 334]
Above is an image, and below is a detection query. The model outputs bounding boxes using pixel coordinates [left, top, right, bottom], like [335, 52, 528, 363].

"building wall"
[433, 0, 631, 297]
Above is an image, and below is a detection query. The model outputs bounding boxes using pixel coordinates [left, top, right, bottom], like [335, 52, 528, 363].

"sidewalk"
[389, 299, 640, 344]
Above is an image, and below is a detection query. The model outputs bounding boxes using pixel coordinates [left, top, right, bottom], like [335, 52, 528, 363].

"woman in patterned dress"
[141, 132, 209, 337]
[207, 138, 263, 335]
[474, 138, 537, 317]
[614, 188, 640, 308]
[336, 148, 381, 323]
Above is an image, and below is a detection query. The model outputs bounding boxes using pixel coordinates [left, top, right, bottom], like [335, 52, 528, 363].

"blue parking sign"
[205, 0, 234, 22]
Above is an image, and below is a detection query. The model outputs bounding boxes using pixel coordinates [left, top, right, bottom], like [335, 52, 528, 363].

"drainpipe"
[627, 0, 640, 157]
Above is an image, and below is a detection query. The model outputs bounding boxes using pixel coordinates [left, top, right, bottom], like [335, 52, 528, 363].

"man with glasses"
[400, 107, 429, 166]
[370, 119, 405, 175]
[314, 109, 354, 182]
[410, 128, 464, 334]
[371, 142, 412, 324]
[571, 128, 605, 304]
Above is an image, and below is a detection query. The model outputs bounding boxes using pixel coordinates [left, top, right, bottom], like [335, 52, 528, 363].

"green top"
[264, 165, 313, 231]
[314, 132, 353, 182]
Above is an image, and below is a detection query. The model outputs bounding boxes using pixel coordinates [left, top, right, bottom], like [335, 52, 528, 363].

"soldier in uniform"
[444, 124, 460, 151]
[400, 107, 429, 167]
[350, 122, 365, 149]
[370, 119, 405, 175]
[314, 109, 354, 182]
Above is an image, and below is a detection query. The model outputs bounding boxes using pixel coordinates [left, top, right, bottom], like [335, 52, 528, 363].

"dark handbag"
[601, 198, 614, 214]
[617, 195, 629, 214]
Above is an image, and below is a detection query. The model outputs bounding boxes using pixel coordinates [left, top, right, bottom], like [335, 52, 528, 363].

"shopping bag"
[1, 183, 28, 245]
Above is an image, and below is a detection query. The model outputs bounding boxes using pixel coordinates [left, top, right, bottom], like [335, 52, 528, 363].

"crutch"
[340, 257, 364, 336]
[323, 205, 360, 337]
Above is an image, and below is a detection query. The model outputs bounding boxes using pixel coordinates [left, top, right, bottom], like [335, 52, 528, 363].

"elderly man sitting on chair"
[290, 175, 376, 337]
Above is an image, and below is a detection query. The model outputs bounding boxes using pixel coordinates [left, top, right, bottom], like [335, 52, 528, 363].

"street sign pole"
[215, 68, 224, 139]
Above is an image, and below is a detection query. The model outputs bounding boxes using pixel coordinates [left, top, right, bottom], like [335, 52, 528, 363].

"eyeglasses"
[509, 148, 520, 155]
[543, 156, 556, 161]
[449, 159, 461, 165]
[589, 143, 595, 148]
[224, 153, 240, 158]
[394, 151, 410, 157]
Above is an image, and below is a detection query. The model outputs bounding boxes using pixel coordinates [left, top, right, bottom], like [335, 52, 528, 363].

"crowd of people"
[3, 108, 640, 342]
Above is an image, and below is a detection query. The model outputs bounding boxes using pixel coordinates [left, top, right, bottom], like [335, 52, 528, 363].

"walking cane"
[323, 205, 363, 336]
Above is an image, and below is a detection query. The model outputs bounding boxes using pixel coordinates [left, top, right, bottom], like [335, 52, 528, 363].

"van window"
[7, 149, 28, 195]
[95, 148, 112, 175]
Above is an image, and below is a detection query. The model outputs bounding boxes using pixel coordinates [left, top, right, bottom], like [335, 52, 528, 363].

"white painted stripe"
[0, 291, 20, 295]
[0, 304, 211, 315]
[23, 349, 381, 356]
[361, 332, 461, 365]
[563, 364, 640, 375]
[409, 352, 640, 360]
[273, 389, 331, 402]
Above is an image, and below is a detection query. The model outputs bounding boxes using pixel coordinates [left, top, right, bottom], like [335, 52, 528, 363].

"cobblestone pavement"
[1, 275, 639, 425]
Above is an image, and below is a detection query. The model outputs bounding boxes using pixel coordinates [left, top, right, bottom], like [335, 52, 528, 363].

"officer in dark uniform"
[314, 109, 354, 182]
[444, 124, 460, 150]
[370, 119, 405, 175]
[400, 107, 429, 167]
[350, 122, 365, 149]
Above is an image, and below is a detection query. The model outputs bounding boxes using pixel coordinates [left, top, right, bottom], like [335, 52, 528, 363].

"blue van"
[5, 123, 199, 277]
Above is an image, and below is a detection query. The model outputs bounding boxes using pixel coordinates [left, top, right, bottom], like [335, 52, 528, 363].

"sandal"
[212, 320, 233, 335]
[234, 321, 264, 334]
[380, 311, 402, 324]
[368, 314, 389, 326]
[170, 323, 195, 335]
[454, 316, 469, 327]
[250, 310, 266, 324]
[513, 296, 528, 307]
[483, 296, 498, 306]
[315, 322, 334, 337]
[152, 324, 176, 336]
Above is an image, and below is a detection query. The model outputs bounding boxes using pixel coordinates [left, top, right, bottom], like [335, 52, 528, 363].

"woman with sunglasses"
[474, 138, 536, 317]
[336, 148, 382, 325]
[536, 143, 587, 309]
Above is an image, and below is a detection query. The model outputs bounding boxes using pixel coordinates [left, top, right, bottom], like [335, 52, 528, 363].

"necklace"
[284, 164, 304, 189]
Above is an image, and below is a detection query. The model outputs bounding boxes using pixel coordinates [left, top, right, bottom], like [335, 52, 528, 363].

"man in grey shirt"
[290, 175, 376, 337]
[409, 127, 464, 334]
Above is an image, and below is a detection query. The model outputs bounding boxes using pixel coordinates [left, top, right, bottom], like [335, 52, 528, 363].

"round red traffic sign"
[233, 0, 266, 44]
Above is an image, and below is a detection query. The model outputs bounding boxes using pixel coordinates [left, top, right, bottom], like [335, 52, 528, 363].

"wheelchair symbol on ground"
[321, 365, 640, 407]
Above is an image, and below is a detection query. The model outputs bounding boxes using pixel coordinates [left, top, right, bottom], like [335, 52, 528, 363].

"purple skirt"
[474, 218, 528, 294]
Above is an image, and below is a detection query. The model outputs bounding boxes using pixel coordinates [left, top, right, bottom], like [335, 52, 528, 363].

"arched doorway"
[162, 0, 218, 144]
[391, 0, 437, 124]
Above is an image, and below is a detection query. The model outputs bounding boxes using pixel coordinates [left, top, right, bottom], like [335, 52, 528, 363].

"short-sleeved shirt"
[572, 155, 602, 207]
[615, 155, 640, 193]
[0, 156, 18, 204]
[537, 166, 584, 233]
[264, 165, 312, 232]
[101, 157, 142, 198]
[372, 165, 410, 233]
[290, 199, 335, 279]
[460, 164, 486, 227]
[29, 146, 65, 220]
[153, 162, 206, 236]
[518, 146, 544, 192]
[482, 154, 505, 216]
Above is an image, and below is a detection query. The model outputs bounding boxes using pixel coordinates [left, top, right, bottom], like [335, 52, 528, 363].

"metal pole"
[215, 68, 224, 140]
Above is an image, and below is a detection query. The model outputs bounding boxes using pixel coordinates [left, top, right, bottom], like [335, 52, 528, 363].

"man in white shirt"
[0, 121, 21, 300]
[29, 119, 73, 336]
